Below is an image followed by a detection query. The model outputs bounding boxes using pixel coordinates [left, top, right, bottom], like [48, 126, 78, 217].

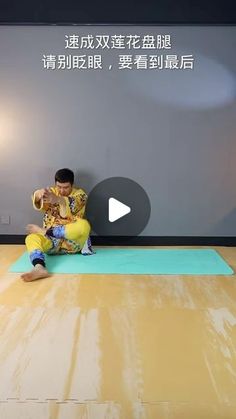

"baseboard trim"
[0, 235, 236, 246]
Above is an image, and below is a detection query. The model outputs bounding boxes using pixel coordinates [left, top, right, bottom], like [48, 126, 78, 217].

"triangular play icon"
[108, 197, 131, 222]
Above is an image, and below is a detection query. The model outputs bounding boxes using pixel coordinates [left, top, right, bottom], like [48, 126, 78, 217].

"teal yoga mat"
[9, 248, 233, 275]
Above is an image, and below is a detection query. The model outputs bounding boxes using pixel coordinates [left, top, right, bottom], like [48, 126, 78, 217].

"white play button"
[108, 197, 131, 223]
[86, 177, 151, 236]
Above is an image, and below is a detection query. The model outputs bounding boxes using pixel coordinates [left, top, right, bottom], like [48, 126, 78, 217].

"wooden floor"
[0, 245, 236, 419]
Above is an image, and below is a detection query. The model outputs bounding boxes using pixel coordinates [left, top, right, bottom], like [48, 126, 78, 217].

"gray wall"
[0, 26, 236, 236]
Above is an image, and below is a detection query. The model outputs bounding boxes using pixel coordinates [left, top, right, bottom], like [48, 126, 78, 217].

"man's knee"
[70, 219, 89, 229]
[77, 219, 90, 235]
[65, 219, 90, 241]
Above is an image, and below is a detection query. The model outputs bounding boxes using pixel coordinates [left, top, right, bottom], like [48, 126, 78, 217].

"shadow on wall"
[74, 170, 96, 195]
[124, 52, 236, 110]
[207, 208, 236, 235]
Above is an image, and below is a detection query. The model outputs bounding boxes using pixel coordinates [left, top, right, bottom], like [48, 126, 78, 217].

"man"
[22, 168, 93, 282]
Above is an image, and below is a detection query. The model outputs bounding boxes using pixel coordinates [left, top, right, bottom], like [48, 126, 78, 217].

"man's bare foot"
[21, 266, 50, 282]
[26, 224, 47, 235]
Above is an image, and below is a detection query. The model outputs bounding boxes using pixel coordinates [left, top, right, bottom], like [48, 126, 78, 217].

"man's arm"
[42, 188, 73, 218]
[66, 190, 87, 218]
[68, 191, 87, 213]
[32, 189, 47, 210]
[43, 188, 87, 219]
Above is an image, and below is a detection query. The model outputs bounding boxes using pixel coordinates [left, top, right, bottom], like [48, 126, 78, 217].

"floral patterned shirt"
[32, 186, 88, 229]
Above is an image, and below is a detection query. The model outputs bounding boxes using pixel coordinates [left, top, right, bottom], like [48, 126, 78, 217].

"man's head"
[55, 168, 74, 196]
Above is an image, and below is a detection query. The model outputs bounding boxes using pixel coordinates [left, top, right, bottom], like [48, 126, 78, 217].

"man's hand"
[34, 188, 47, 202]
[43, 188, 59, 205]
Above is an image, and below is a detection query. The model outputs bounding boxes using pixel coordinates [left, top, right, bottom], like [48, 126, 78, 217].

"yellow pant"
[26, 219, 91, 264]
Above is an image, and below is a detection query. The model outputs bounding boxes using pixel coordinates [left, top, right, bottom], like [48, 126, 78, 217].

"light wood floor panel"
[0, 245, 235, 418]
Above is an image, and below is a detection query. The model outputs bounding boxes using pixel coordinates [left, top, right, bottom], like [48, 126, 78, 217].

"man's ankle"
[34, 263, 46, 270]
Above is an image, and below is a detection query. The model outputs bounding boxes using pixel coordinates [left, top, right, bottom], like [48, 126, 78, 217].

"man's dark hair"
[55, 168, 74, 185]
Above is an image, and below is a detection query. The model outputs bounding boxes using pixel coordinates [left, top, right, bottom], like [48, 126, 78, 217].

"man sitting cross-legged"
[22, 168, 93, 282]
